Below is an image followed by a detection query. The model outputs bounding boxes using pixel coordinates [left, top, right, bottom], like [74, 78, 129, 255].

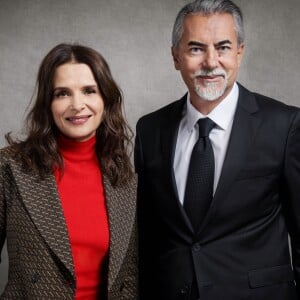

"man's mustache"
[193, 69, 227, 78]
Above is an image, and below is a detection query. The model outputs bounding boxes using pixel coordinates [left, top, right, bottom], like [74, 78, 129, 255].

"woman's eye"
[84, 88, 96, 94]
[54, 90, 69, 98]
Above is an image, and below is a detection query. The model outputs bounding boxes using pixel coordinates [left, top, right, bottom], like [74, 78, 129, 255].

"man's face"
[172, 13, 244, 106]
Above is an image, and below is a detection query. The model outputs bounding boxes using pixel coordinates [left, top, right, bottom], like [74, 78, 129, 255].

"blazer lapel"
[9, 163, 74, 277]
[198, 85, 262, 234]
[104, 174, 137, 291]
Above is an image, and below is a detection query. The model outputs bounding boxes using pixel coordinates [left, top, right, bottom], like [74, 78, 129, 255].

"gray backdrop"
[0, 0, 299, 292]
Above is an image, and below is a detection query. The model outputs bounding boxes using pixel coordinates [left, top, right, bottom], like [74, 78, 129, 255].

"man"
[135, 0, 300, 299]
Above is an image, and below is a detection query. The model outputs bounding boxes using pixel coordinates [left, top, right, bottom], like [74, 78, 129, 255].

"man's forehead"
[181, 13, 238, 43]
[182, 13, 236, 29]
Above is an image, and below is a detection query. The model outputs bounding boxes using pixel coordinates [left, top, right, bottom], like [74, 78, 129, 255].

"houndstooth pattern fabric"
[0, 146, 138, 299]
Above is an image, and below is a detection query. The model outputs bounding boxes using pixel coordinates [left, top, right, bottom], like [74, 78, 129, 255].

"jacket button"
[65, 280, 74, 288]
[179, 284, 189, 295]
[31, 273, 40, 284]
[192, 243, 201, 252]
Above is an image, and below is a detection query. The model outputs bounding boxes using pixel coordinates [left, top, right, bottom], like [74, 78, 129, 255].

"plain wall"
[1, 0, 299, 292]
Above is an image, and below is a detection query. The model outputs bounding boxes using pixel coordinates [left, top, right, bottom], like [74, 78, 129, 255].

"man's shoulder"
[136, 94, 186, 129]
[238, 83, 299, 114]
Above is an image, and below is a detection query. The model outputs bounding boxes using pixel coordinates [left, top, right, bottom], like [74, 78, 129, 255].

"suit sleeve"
[282, 110, 300, 296]
[135, 120, 158, 300]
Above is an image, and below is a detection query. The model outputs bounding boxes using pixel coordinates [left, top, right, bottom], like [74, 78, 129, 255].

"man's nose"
[203, 49, 219, 70]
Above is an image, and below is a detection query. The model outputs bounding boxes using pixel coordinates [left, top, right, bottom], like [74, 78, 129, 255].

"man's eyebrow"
[187, 41, 207, 47]
[215, 40, 232, 46]
[187, 40, 232, 47]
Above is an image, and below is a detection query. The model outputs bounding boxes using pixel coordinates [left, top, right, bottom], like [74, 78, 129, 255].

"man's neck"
[189, 86, 234, 115]
[190, 96, 224, 115]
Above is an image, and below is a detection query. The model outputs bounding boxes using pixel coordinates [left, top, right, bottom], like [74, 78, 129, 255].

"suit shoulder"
[239, 84, 299, 116]
[136, 97, 185, 130]
[254, 92, 298, 112]
[255, 95, 300, 129]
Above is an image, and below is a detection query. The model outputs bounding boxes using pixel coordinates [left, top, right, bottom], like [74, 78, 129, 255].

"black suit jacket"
[135, 84, 300, 300]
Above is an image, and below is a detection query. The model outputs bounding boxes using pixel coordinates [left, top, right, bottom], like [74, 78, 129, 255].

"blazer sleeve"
[0, 152, 7, 262]
[282, 110, 300, 295]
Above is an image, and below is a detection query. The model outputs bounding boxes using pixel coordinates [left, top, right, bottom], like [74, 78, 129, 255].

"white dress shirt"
[173, 83, 239, 205]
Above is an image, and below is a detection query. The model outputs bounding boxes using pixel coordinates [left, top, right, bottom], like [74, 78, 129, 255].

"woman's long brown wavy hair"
[6, 43, 134, 186]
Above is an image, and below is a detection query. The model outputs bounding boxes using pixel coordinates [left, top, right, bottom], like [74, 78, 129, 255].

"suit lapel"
[160, 98, 185, 176]
[160, 95, 195, 231]
[198, 85, 262, 234]
[9, 163, 74, 277]
[104, 174, 137, 291]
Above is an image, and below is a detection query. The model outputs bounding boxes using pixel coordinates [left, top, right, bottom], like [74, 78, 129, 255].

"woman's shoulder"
[0, 145, 15, 159]
[0, 145, 19, 167]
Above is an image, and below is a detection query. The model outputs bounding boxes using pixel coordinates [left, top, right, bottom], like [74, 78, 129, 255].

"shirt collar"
[185, 82, 239, 132]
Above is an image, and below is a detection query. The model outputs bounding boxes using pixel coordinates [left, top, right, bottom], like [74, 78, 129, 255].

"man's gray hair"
[172, 0, 244, 48]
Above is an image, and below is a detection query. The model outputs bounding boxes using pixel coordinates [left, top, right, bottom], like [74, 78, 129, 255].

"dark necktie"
[184, 118, 215, 230]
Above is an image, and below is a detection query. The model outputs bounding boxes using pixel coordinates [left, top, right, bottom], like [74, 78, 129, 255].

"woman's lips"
[66, 115, 91, 125]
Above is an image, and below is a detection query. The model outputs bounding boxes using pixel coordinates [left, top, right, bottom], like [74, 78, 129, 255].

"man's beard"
[193, 69, 228, 101]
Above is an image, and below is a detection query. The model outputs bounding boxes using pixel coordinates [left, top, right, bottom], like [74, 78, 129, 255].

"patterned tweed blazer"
[0, 146, 138, 299]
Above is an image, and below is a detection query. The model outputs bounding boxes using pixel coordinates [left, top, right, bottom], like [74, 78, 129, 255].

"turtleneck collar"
[57, 134, 97, 162]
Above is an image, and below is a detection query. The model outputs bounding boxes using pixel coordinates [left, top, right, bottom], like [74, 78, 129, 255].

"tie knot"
[197, 118, 215, 137]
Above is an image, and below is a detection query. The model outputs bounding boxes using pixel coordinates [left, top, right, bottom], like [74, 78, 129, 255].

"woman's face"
[51, 62, 104, 142]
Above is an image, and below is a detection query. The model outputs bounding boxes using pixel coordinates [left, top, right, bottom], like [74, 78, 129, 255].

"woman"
[0, 43, 138, 299]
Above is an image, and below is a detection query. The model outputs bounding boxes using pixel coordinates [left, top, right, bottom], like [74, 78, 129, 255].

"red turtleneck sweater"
[54, 135, 110, 299]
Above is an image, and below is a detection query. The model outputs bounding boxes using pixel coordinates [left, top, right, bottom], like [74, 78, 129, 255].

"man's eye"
[190, 47, 203, 53]
[218, 46, 231, 53]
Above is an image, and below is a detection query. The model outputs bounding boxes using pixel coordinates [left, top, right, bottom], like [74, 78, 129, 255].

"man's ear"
[237, 43, 245, 67]
[171, 46, 180, 70]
